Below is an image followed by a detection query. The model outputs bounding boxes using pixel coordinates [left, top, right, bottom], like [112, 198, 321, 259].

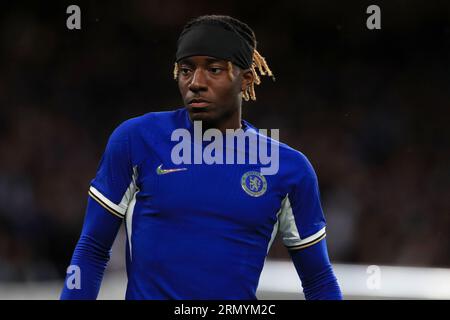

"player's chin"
[187, 106, 215, 122]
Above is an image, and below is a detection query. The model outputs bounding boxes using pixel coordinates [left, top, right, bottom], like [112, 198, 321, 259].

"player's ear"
[241, 69, 254, 91]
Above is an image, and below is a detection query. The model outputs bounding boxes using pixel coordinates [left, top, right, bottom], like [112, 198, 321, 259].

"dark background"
[0, 0, 449, 281]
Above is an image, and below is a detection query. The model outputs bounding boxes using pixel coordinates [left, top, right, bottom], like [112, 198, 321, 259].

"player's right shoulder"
[107, 115, 143, 143]
[107, 108, 185, 143]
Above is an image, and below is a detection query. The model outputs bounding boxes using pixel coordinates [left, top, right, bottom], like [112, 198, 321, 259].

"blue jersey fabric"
[290, 239, 343, 300]
[63, 107, 335, 299]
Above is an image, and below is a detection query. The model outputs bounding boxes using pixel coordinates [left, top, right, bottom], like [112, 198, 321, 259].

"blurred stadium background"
[0, 0, 449, 299]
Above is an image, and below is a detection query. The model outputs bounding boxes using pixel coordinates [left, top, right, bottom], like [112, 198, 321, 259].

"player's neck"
[213, 108, 242, 133]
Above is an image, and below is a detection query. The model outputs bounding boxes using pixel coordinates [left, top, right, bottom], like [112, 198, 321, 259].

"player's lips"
[188, 98, 211, 108]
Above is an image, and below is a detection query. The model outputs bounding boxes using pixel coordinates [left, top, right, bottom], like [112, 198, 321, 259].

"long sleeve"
[289, 238, 343, 300]
[61, 121, 136, 299]
[60, 197, 122, 299]
[277, 152, 342, 299]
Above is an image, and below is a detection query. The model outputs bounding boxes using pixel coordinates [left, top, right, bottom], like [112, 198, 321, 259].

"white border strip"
[89, 186, 127, 216]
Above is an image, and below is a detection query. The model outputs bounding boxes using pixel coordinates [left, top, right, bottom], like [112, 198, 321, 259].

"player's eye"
[209, 67, 223, 75]
[180, 68, 192, 75]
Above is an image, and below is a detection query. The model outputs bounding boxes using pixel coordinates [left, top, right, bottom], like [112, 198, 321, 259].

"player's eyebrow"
[178, 57, 227, 67]
[204, 57, 227, 65]
[178, 58, 195, 67]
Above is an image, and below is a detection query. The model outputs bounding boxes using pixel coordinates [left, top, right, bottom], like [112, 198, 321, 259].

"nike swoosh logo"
[156, 164, 187, 175]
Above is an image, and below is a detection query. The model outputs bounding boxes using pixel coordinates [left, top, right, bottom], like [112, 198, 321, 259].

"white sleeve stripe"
[125, 188, 139, 261]
[285, 227, 326, 248]
[278, 195, 326, 248]
[118, 166, 139, 213]
[88, 190, 124, 218]
[89, 186, 127, 216]
[278, 195, 302, 247]
[286, 232, 326, 250]
[89, 190, 125, 219]
[266, 195, 288, 254]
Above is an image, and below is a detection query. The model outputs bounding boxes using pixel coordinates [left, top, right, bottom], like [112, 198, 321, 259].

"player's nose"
[188, 68, 207, 92]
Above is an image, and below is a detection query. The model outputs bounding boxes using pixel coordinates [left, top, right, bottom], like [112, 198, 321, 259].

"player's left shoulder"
[275, 140, 319, 182]
[244, 121, 316, 176]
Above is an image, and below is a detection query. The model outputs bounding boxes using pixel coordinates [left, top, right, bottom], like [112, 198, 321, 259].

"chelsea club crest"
[241, 171, 267, 197]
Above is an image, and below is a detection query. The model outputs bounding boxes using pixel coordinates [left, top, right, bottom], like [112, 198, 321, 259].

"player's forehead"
[178, 56, 227, 66]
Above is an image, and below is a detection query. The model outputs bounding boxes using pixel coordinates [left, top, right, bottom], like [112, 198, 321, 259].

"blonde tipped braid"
[173, 62, 179, 80]
[227, 61, 234, 80]
[242, 49, 275, 101]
